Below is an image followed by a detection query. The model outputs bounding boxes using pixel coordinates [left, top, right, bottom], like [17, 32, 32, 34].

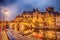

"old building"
[0, 7, 60, 39]
[0, 7, 60, 31]
[56, 13, 60, 27]
[7, 7, 60, 31]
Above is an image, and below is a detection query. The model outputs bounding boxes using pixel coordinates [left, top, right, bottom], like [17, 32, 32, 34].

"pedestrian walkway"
[1, 31, 9, 40]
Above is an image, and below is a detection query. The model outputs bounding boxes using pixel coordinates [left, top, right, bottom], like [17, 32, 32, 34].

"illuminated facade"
[56, 15, 60, 27]
[0, 7, 60, 31]
[0, 7, 60, 39]
[9, 7, 59, 31]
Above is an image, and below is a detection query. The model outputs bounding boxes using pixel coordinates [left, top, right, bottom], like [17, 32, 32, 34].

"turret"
[33, 8, 39, 12]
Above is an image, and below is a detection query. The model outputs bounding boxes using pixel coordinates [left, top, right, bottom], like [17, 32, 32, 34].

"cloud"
[0, 0, 60, 21]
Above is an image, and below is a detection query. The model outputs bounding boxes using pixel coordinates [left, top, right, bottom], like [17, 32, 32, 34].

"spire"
[33, 8, 39, 12]
[33, 8, 35, 12]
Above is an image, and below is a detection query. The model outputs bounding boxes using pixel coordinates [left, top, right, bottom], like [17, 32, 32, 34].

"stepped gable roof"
[22, 8, 59, 15]
[22, 8, 40, 15]
[22, 11, 59, 15]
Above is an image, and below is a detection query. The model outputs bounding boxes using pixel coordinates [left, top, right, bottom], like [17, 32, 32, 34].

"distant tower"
[33, 8, 39, 12]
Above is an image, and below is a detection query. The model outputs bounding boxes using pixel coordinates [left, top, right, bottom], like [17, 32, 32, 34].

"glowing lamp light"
[3, 9, 10, 15]
[2, 8, 10, 21]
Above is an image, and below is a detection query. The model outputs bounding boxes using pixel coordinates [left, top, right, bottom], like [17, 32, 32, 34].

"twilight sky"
[0, 0, 60, 21]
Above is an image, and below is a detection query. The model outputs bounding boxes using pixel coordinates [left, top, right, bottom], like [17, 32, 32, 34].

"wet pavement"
[0, 29, 60, 40]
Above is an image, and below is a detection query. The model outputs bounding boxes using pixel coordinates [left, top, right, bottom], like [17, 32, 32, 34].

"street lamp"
[2, 9, 10, 21]
[3, 9, 9, 15]
[2, 9, 10, 30]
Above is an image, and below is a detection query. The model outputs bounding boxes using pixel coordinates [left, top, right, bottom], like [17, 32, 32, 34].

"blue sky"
[0, 0, 60, 21]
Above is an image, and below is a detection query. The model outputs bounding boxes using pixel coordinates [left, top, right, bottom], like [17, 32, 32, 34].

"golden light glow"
[1, 8, 57, 38]
[46, 31, 56, 38]
[2, 9, 10, 15]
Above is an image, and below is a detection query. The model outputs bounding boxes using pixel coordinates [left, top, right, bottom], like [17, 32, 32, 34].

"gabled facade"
[8, 7, 60, 31]
[0, 7, 60, 32]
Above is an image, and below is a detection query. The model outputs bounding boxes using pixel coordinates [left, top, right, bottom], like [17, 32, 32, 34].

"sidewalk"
[1, 31, 9, 40]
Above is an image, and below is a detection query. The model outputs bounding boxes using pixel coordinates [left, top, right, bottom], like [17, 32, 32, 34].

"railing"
[6, 31, 16, 40]
[27, 27, 60, 32]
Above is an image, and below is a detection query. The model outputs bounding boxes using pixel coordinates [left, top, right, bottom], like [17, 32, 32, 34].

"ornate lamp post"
[2, 9, 10, 30]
